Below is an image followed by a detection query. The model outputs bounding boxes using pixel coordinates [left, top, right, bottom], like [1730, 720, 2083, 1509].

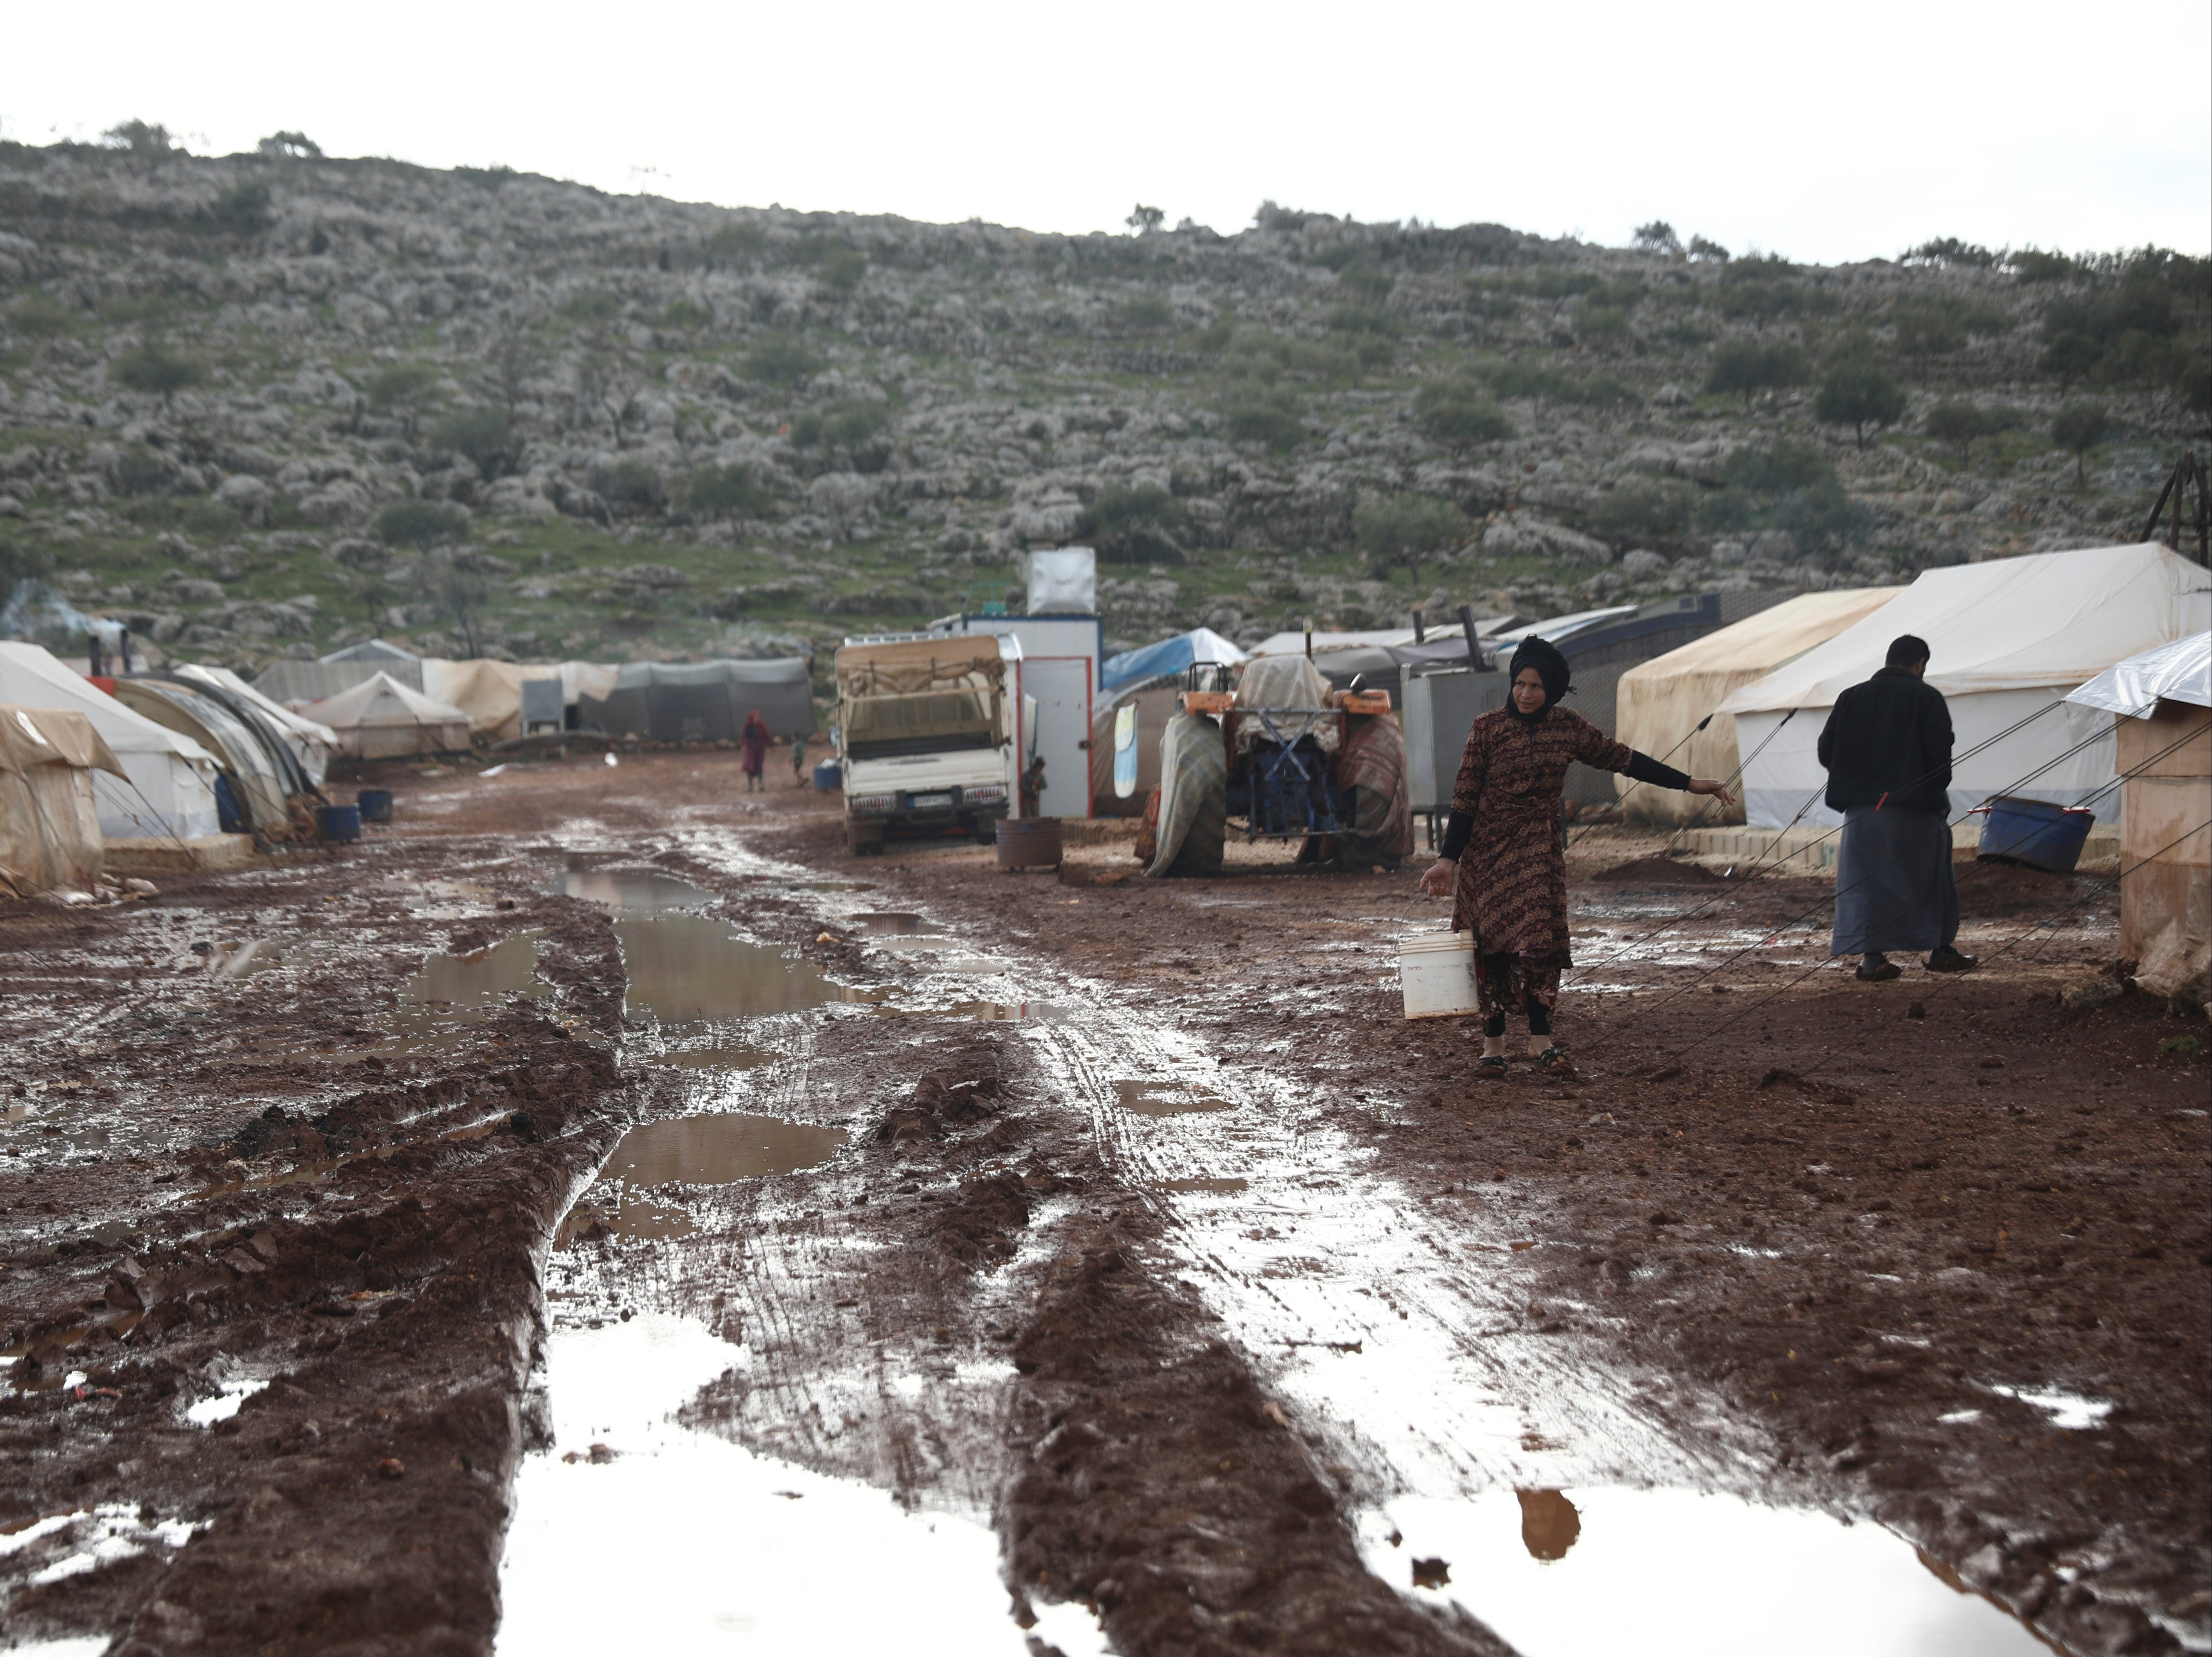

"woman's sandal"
[1535, 1047, 1576, 1079]
[1475, 1055, 1510, 1079]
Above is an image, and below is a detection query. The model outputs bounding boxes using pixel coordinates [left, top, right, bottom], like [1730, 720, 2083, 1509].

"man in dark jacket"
[1816, 634, 1977, 981]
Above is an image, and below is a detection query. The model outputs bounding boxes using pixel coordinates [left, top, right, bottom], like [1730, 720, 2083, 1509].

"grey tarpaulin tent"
[579, 659, 814, 743]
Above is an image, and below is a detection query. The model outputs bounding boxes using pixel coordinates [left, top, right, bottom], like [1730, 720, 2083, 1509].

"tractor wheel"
[1170, 768, 1227, 877]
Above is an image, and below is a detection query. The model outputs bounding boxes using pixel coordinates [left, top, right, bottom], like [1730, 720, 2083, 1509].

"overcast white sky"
[7, 0, 2208, 262]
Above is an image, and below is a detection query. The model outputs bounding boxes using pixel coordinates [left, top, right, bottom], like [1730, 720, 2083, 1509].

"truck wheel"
[1170, 769, 1227, 877]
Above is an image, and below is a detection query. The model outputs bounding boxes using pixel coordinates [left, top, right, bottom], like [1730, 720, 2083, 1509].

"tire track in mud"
[642, 828, 1778, 1651]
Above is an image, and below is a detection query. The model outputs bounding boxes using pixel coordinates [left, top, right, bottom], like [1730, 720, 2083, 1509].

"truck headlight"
[849, 794, 895, 816]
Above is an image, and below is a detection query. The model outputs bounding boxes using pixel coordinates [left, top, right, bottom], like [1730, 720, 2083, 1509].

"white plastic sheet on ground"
[497, 1312, 1102, 1657]
[1720, 545, 2212, 828]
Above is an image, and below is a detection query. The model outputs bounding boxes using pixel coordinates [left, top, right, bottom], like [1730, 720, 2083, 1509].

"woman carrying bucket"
[1418, 638, 1734, 1078]
[739, 710, 772, 793]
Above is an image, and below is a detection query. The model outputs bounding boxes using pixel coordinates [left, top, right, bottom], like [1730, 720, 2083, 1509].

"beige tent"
[421, 658, 566, 743]
[302, 672, 473, 759]
[1613, 589, 1905, 824]
[0, 704, 124, 899]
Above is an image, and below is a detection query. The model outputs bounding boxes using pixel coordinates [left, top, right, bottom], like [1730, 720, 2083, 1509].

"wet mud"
[3, 750, 2204, 1656]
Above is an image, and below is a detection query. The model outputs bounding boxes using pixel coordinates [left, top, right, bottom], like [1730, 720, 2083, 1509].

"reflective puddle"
[874, 999, 1067, 1023]
[1365, 1487, 2050, 1656]
[561, 1113, 849, 1244]
[604, 1112, 847, 1186]
[496, 1313, 1103, 1656]
[550, 868, 712, 913]
[852, 912, 945, 935]
[383, 933, 548, 1054]
[1116, 1079, 1235, 1115]
[1154, 1176, 1249, 1194]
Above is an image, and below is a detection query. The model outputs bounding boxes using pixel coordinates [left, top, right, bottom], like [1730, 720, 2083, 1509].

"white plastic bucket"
[1398, 930, 1477, 1020]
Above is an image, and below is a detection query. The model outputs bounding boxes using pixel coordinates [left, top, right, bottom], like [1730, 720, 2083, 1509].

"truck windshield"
[843, 690, 997, 760]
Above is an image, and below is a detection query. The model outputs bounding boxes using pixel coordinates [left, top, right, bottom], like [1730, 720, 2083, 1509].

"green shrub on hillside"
[745, 334, 820, 386]
[201, 182, 272, 236]
[1591, 479, 1698, 554]
[1815, 364, 1908, 447]
[1355, 492, 1468, 581]
[790, 402, 891, 450]
[1722, 441, 1834, 495]
[686, 462, 775, 517]
[2051, 402, 2110, 486]
[376, 499, 469, 549]
[1225, 395, 1305, 451]
[112, 342, 206, 404]
[704, 224, 769, 264]
[430, 407, 517, 477]
[1705, 340, 1808, 403]
[1115, 294, 1174, 332]
[1413, 381, 1513, 447]
[1922, 399, 2021, 462]
[7, 295, 73, 337]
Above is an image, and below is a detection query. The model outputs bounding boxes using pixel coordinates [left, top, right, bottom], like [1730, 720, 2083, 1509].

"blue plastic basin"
[812, 760, 843, 792]
[1977, 795, 2093, 873]
[356, 788, 394, 823]
[318, 805, 363, 843]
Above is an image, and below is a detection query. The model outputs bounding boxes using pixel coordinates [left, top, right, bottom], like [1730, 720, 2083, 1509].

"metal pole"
[1413, 608, 1426, 644]
[1304, 617, 1313, 659]
[1458, 603, 1479, 667]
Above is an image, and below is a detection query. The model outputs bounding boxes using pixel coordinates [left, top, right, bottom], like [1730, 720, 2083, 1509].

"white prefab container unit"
[930, 613, 1102, 820]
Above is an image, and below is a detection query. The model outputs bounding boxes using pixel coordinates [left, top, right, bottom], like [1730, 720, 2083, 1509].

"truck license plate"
[911, 793, 952, 808]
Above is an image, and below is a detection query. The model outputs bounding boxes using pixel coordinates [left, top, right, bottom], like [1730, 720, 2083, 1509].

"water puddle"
[852, 912, 945, 935]
[1116, 1079, 1236, 1116]
[1364, 1487, 2050, 1656]
[1154, 1177, 1249, 1194]
[382, 933, 548, 1054]
[604, 1112, 848, 1186]
[496, 1313, 1104, 1655]
[615, 914, 879, 1028]
[550, 868, 712, 912]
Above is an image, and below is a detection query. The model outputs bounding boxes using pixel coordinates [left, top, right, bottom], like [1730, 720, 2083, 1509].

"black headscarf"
[1507, 636, 1571, 722]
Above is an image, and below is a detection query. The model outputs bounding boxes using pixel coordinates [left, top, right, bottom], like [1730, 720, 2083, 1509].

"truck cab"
[834, 635, 1020, 855]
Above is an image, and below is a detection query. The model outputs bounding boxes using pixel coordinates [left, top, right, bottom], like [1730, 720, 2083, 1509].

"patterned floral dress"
[1449, 706, 1633, 1019]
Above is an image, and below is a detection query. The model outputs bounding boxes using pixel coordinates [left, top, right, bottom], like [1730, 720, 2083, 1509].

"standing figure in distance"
[1419, 638, 1734, 1077]
[790, 729, 808, 788]
[1816, 634, 1977, 981]
[739, 709, 772, 794]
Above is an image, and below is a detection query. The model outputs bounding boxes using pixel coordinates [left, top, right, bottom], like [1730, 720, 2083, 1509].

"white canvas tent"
[303, 672, 473, 759]
[0, 643, 222, 841]
[1615, 589, 1906, 824]
[1720, 545, 2212, 829]
[0, 704, 123, 898]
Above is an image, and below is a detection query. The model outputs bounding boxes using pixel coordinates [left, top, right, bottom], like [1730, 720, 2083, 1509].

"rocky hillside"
[0, 133, 2205, 678]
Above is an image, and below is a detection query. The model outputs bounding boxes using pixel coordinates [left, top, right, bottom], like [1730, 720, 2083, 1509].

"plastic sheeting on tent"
[581, 659, 813, 743]
[1614, 589, 1905, 824]
[1249, 628, 1419, 657]
[170, 664, 337, 784]
[2070, 633, 2211, 998]
[1720, 545, 2212, 830]
[0, 643, 222, 841]
[303, 672, 473, 759]
[323, 638, 420, 664]
[421, 659, 566, 743]
[0, 704, 122, 898]
[2066, 631, 2212, 717]
[1100, 628, 1248, 693]
[112, 679, 297, 838]
[1234, 655, 1337, 754]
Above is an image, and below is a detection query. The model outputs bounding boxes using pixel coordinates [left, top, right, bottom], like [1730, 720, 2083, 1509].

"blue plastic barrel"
[812, 760, 843, 792]
[356, 788, 394, 823]
[1977, 795, 2093, 873]
[318, 805, 363, 843]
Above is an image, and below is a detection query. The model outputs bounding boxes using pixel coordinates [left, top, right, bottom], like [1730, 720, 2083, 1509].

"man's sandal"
[1475, 1055, 1510, 1079]
[1535, 1047, 1576, 1079]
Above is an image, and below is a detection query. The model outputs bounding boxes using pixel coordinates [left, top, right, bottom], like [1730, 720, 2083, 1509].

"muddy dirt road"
[3, 749, 2206, 1657]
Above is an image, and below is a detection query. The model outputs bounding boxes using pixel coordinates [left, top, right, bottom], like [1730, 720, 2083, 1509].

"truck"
[833, 634, 1026, 855]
